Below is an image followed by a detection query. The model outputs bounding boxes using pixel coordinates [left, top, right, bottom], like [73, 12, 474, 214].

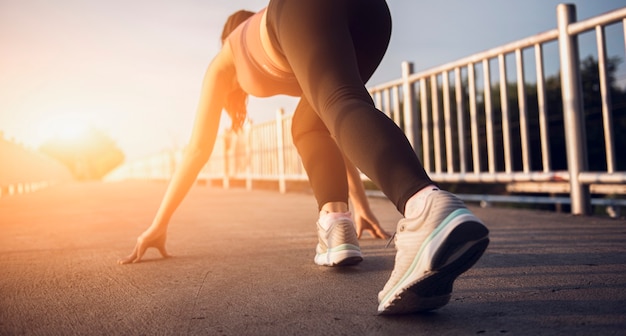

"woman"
[120, 0, 489, 315]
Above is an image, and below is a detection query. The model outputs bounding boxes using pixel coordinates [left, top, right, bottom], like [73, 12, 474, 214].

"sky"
[1, 0, 625, 160]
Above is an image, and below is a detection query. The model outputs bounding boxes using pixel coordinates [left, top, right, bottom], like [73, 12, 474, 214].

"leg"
[291, 97, 348, 212]
[292, 97, 362, 266]
[268, 0, 433, 214]
[268, 0, 490, 314]
[292, 97, 389, 239]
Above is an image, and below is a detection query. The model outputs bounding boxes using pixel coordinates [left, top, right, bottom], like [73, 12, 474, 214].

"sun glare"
[37, 114, 91, 143]
[57, 118, 89, 141]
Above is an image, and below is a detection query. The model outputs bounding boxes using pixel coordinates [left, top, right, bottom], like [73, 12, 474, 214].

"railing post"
[557, 3, 590, 215]
[276, 108, 286, 194]
[223, 132, 231, 189]
[401, 61, 418, 152]
[244, 123, 253, 191]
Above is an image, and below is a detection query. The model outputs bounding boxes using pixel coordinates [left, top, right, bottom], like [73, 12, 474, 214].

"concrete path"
[1, 181, 625, 335]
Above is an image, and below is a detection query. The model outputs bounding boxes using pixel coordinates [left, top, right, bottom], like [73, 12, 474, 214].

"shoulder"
[208, 42, 236, 79]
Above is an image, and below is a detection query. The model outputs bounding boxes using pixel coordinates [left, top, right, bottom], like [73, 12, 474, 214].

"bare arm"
[119, 46, 236, 264]
[345, 156, 390, 239]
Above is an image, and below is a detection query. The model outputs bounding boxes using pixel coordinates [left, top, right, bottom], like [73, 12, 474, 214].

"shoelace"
[384, 232, 396, 248]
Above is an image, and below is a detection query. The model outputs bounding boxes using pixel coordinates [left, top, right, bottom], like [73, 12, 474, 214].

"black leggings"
[266, 0, 434, 213]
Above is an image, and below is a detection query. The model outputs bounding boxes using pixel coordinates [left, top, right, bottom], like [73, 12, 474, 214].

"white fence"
[106, 4, 626, 216]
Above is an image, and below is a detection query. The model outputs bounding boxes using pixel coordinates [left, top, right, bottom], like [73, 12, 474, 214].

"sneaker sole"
[378, 212, 489, 315]
[314, 245, 363, 267]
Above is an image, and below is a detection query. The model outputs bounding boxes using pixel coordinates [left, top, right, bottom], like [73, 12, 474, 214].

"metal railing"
[106, 4, 626, 216]
[369, 4, 626, 215]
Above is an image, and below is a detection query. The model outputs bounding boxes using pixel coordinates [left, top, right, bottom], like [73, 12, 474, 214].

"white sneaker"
[377, 190, 489, 314]
[314, 212, 363, 266]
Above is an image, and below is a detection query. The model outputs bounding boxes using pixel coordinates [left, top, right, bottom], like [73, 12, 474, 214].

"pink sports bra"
[227, 9, 301, 98]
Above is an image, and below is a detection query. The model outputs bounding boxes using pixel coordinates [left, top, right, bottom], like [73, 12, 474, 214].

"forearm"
[120, 43, 236, 264]
[150, 148, 212, 230]
[345, 156, 371, 214]
[148, 57, 227, 232]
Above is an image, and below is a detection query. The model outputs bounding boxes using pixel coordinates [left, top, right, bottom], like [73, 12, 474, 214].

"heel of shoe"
[314, 244, 363, 266]
[431, 220, 489, 270]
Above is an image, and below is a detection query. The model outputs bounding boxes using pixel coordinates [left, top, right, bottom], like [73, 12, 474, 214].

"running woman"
[119, 0, 489, 315]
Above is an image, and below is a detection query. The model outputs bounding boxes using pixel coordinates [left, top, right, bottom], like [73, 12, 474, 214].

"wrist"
[150, 216, 170, 232]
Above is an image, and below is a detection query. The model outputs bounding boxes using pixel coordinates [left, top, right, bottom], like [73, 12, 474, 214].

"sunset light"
[38, 114, 91, 143]
[2, 1, 626, 336]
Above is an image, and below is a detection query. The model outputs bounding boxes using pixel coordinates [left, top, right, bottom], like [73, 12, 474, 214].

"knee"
[314, 86, 374, 136]
[317, 85, 373, 117]
[291, 113, 330, 151]
[292, 127, 330, 153]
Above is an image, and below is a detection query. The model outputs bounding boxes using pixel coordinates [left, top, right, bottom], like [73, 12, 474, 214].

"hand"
[354, 212, 391, 240]
[118, 229, 172, 264]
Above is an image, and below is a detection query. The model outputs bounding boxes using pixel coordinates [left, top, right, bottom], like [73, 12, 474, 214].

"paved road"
[1, 181, 625, 335]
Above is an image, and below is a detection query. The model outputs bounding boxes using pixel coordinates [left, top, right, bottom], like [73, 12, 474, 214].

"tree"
[39, 127, 125, 180]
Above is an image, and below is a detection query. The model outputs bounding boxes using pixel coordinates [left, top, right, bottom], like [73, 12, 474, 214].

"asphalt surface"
[1, 181, 625, 335]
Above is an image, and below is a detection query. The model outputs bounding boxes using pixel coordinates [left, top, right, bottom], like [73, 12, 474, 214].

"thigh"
[267, 0, 391, 116]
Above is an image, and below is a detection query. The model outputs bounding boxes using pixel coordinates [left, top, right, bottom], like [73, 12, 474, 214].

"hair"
[221, 10, 255, 131]
[221, 10, 255, 44]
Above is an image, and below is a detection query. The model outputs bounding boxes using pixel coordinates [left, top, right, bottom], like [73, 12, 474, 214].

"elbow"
[185, 144, 212, 164]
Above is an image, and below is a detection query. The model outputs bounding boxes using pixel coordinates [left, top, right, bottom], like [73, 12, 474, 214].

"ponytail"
[221, 10, 254, 131]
